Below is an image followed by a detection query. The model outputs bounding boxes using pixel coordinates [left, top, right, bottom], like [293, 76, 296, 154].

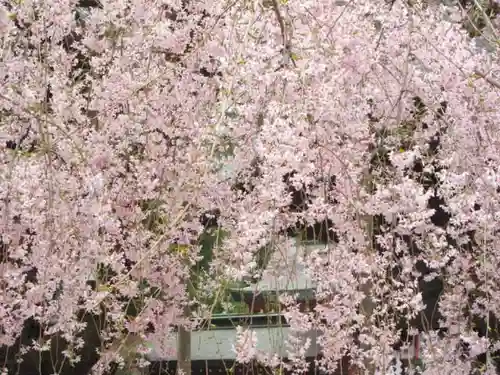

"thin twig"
[474, 70, 500, 90]
[473, 0, 499, 40]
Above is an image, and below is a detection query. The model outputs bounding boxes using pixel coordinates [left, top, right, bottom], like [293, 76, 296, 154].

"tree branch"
[270, 0, 297, 68]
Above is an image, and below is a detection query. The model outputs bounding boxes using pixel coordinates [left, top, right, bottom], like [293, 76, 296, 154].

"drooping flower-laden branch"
[1, 0, 500, 375]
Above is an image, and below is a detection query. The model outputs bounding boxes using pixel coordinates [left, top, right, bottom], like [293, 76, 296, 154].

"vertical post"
[176, 304, 191, 375]
[359, 279, 376, 375]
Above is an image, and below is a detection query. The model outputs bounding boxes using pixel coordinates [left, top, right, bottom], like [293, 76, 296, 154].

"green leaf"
[97, 284, 113, 293]
[169, 243, 190, 256]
